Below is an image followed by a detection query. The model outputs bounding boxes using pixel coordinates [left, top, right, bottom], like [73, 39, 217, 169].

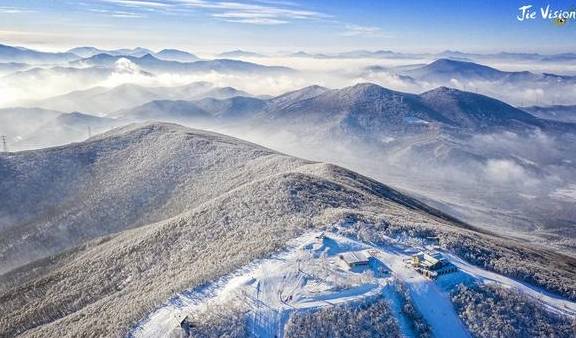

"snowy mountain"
[522, 105, 576, 123]
[0, 62, 153, 105]
[0, 43, 79, 64]
[262, 83, 549, 135]
[113, 83, 562, 136]
[419, 86, 540, 129]
[116, 95, 266, 122]
[72, 53, 294, 75]
[286, 50, 414, 59]
[67, 47, 111, 58]
[267, 85, 329, 109]
[84, 84, 576, 251]
[402, 58, 576, 83]
[67, 47, 197, 61]
[118, 83, 572, 249]
[26, 82, 252, 116]
[262, 83, 448, 135]
[434, 50, 576, 63]
[1, 123, 574, 338]
[0, 121, 452, 274]
[117, 100, 212, 122]
[194, 96, 267, 120]
[3, 66, 114, 83]
[154, 49, 199, 62]
[217, 50, 265, 58]
[67, 46, 153, 58]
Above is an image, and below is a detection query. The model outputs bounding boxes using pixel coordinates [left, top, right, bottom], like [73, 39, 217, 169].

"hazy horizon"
[1, 0, 576, 54]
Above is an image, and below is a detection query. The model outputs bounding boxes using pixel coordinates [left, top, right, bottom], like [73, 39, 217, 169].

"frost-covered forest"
[284, 297, 400, 338]
[452, 284, 576, 338]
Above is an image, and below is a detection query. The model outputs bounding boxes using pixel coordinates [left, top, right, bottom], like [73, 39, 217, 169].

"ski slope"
[129, 231, 576, 338]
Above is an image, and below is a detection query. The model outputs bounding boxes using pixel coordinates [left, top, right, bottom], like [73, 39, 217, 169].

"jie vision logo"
[517, 4, 576, 26]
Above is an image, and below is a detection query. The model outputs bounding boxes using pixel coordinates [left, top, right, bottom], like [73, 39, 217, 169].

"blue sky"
[0, 0, 575, 53]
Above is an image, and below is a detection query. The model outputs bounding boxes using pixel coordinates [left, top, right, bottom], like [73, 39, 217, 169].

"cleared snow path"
[372, 245, 470, 338]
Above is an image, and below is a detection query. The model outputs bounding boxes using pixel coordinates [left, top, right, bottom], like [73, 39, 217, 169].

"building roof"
[340, 251, 369, 265]
[413, 251, 446, 267]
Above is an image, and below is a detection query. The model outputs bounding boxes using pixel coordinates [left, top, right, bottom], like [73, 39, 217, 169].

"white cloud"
[90, 8, 146, 18]
[341, 24, 385, 37]
[98, 0, 330, 25]
[220, 17, 289, 24]
[111, 12, 146, 18]
[484, 159, 536, 185]
[0, 6, 34, 14]
[102, 0, 172, 8]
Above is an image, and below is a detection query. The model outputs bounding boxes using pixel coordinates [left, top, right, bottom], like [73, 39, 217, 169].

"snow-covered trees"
[393, 282, 432, 338]
[180, 297, 249, 338]
[284, 297, 400, 338]
[452, 284, 576, 338]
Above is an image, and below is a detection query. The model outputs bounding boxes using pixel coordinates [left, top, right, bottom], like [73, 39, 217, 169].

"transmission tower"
[1, 135, 7, 153]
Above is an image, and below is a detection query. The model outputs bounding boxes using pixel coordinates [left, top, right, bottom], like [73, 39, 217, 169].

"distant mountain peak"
[155, 49, 198, 62]
[270, 85, 329, 104]
[424, 86, 460, 94]
[342, 83, 399, 97]
[138, 53, 160, 61]
[427, 58, 491, 69]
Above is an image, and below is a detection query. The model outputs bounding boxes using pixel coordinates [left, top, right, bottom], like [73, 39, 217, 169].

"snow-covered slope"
[1, 123, 575, 338]
[0, 123, 305, 271]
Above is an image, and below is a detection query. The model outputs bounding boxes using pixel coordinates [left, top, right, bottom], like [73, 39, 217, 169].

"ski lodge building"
[339, 251, 370, 268]
[410, 251, 457, 278]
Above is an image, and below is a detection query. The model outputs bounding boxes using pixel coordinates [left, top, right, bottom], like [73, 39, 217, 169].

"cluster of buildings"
[320, 233, 459, 281]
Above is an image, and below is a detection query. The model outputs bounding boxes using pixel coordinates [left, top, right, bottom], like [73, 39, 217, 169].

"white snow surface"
[130, 232, 576, 338]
